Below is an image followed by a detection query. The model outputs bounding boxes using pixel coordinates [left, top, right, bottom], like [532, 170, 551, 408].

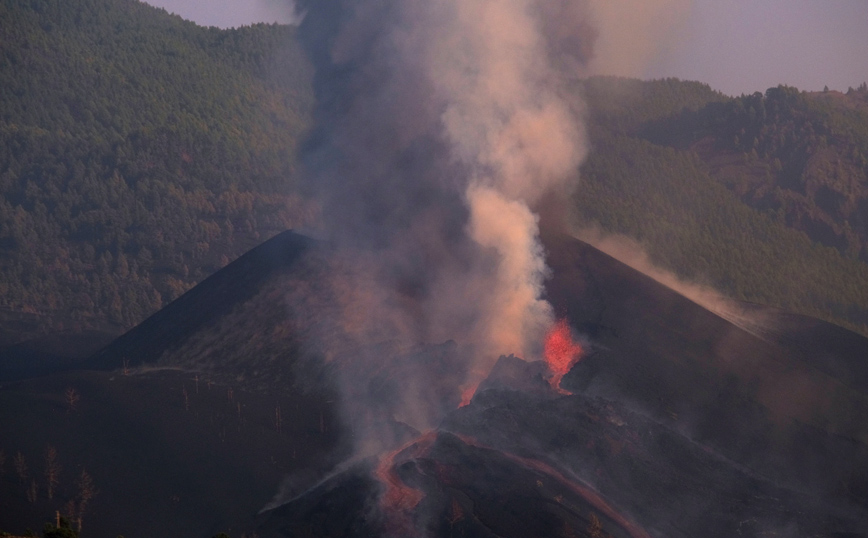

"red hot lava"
[374, 431, 437, 533]
[543, 318, 583, 391]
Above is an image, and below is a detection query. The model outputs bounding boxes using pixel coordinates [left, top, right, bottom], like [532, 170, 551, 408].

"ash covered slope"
[85, 230, 317, 388]
[10, 230, 864, 537]
[86, 228, 473, 406]
[87, 227, 868, 479]
[543, 229, 868, 504]
[0, 367, 340, 538]
[253, 230, 868, 538]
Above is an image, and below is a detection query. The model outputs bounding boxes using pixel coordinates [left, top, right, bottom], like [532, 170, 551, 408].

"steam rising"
[466, 186, 552, 359]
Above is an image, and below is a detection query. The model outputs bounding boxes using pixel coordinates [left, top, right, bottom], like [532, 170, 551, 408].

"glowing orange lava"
[543, 318, 583, 391]
[374, 431, 437, 529]
[458, 382, 479, 407]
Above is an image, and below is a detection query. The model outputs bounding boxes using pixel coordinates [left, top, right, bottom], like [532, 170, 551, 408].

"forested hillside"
[2, 0, 868, 340]
[0, 0, 313, 334]
[646, 83, 868, 259]
[577, 77, 868, 333]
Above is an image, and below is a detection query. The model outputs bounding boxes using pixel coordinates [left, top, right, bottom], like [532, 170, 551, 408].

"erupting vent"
[543, 318, 583, 391]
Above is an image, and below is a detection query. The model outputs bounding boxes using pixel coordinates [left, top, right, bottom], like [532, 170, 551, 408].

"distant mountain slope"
[0, 0, 313, 332]
[646, 84, 868, 259]
[577, 77, 868, 334]
[3, 2, 868, 351]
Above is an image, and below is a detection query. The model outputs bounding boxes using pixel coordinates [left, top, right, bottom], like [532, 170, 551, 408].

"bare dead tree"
[64, 387, 80, 412]
[76, 468, 97, 532]
[183, 386, 189, 412]
[122, 358, 129, 376]
[14, 451, 27, 484]
[227, 387, 233, 402]
[62, 499, 76, 522]
[45, 445, 61, 500]
[27, 478, 38, 504]
[275, 404, 282, 434]
[194, 374, 199, 394]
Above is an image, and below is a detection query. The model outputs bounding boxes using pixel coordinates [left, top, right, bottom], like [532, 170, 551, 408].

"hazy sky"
[144, 0, 299, 28]
[645, 0, 868, 95]
[144, 0, 867, 96]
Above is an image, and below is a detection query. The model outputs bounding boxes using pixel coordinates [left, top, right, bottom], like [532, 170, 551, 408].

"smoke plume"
[288, 0, 597, 447]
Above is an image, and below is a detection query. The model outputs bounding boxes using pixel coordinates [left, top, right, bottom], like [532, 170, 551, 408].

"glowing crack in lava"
[544, 318, 583, 391]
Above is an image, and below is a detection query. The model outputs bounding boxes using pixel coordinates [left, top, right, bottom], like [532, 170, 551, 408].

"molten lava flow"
[544, 319, 583, 392]
[374, 431, 437, 533]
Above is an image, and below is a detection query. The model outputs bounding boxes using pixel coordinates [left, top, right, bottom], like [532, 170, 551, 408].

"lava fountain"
[543, 318, 583, 391]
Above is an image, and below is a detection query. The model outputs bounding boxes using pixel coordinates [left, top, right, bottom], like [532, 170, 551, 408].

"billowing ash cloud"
[289, 0, 595, 449]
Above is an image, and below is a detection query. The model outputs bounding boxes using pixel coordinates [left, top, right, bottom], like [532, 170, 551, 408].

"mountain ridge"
[3, 0, 868, 341]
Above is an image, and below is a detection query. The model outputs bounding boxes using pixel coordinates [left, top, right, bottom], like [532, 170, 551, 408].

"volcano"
[2, 230, 867, 537]
[252, 228, 868, 538]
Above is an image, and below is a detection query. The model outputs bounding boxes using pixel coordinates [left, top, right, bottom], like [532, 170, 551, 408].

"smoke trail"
[288, 0, 598, 452]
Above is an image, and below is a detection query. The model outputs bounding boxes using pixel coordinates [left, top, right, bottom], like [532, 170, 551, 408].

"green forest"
[577, 77, 868, 332]
[0, 0, 313, 331]
[3, 0, 868, 337]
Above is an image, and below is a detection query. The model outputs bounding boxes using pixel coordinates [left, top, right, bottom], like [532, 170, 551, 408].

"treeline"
[0, 0, 314, 330]
[642, 82, 868, 261]
[581, 76, 729, 136]
[576, 78, 868, 333]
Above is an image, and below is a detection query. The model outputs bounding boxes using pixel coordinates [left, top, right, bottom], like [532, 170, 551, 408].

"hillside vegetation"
[2, 0, 868, 339]
[644, 83, 868, 258]
[577, 77, 868, 332]
[0, 0, 313, 332]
